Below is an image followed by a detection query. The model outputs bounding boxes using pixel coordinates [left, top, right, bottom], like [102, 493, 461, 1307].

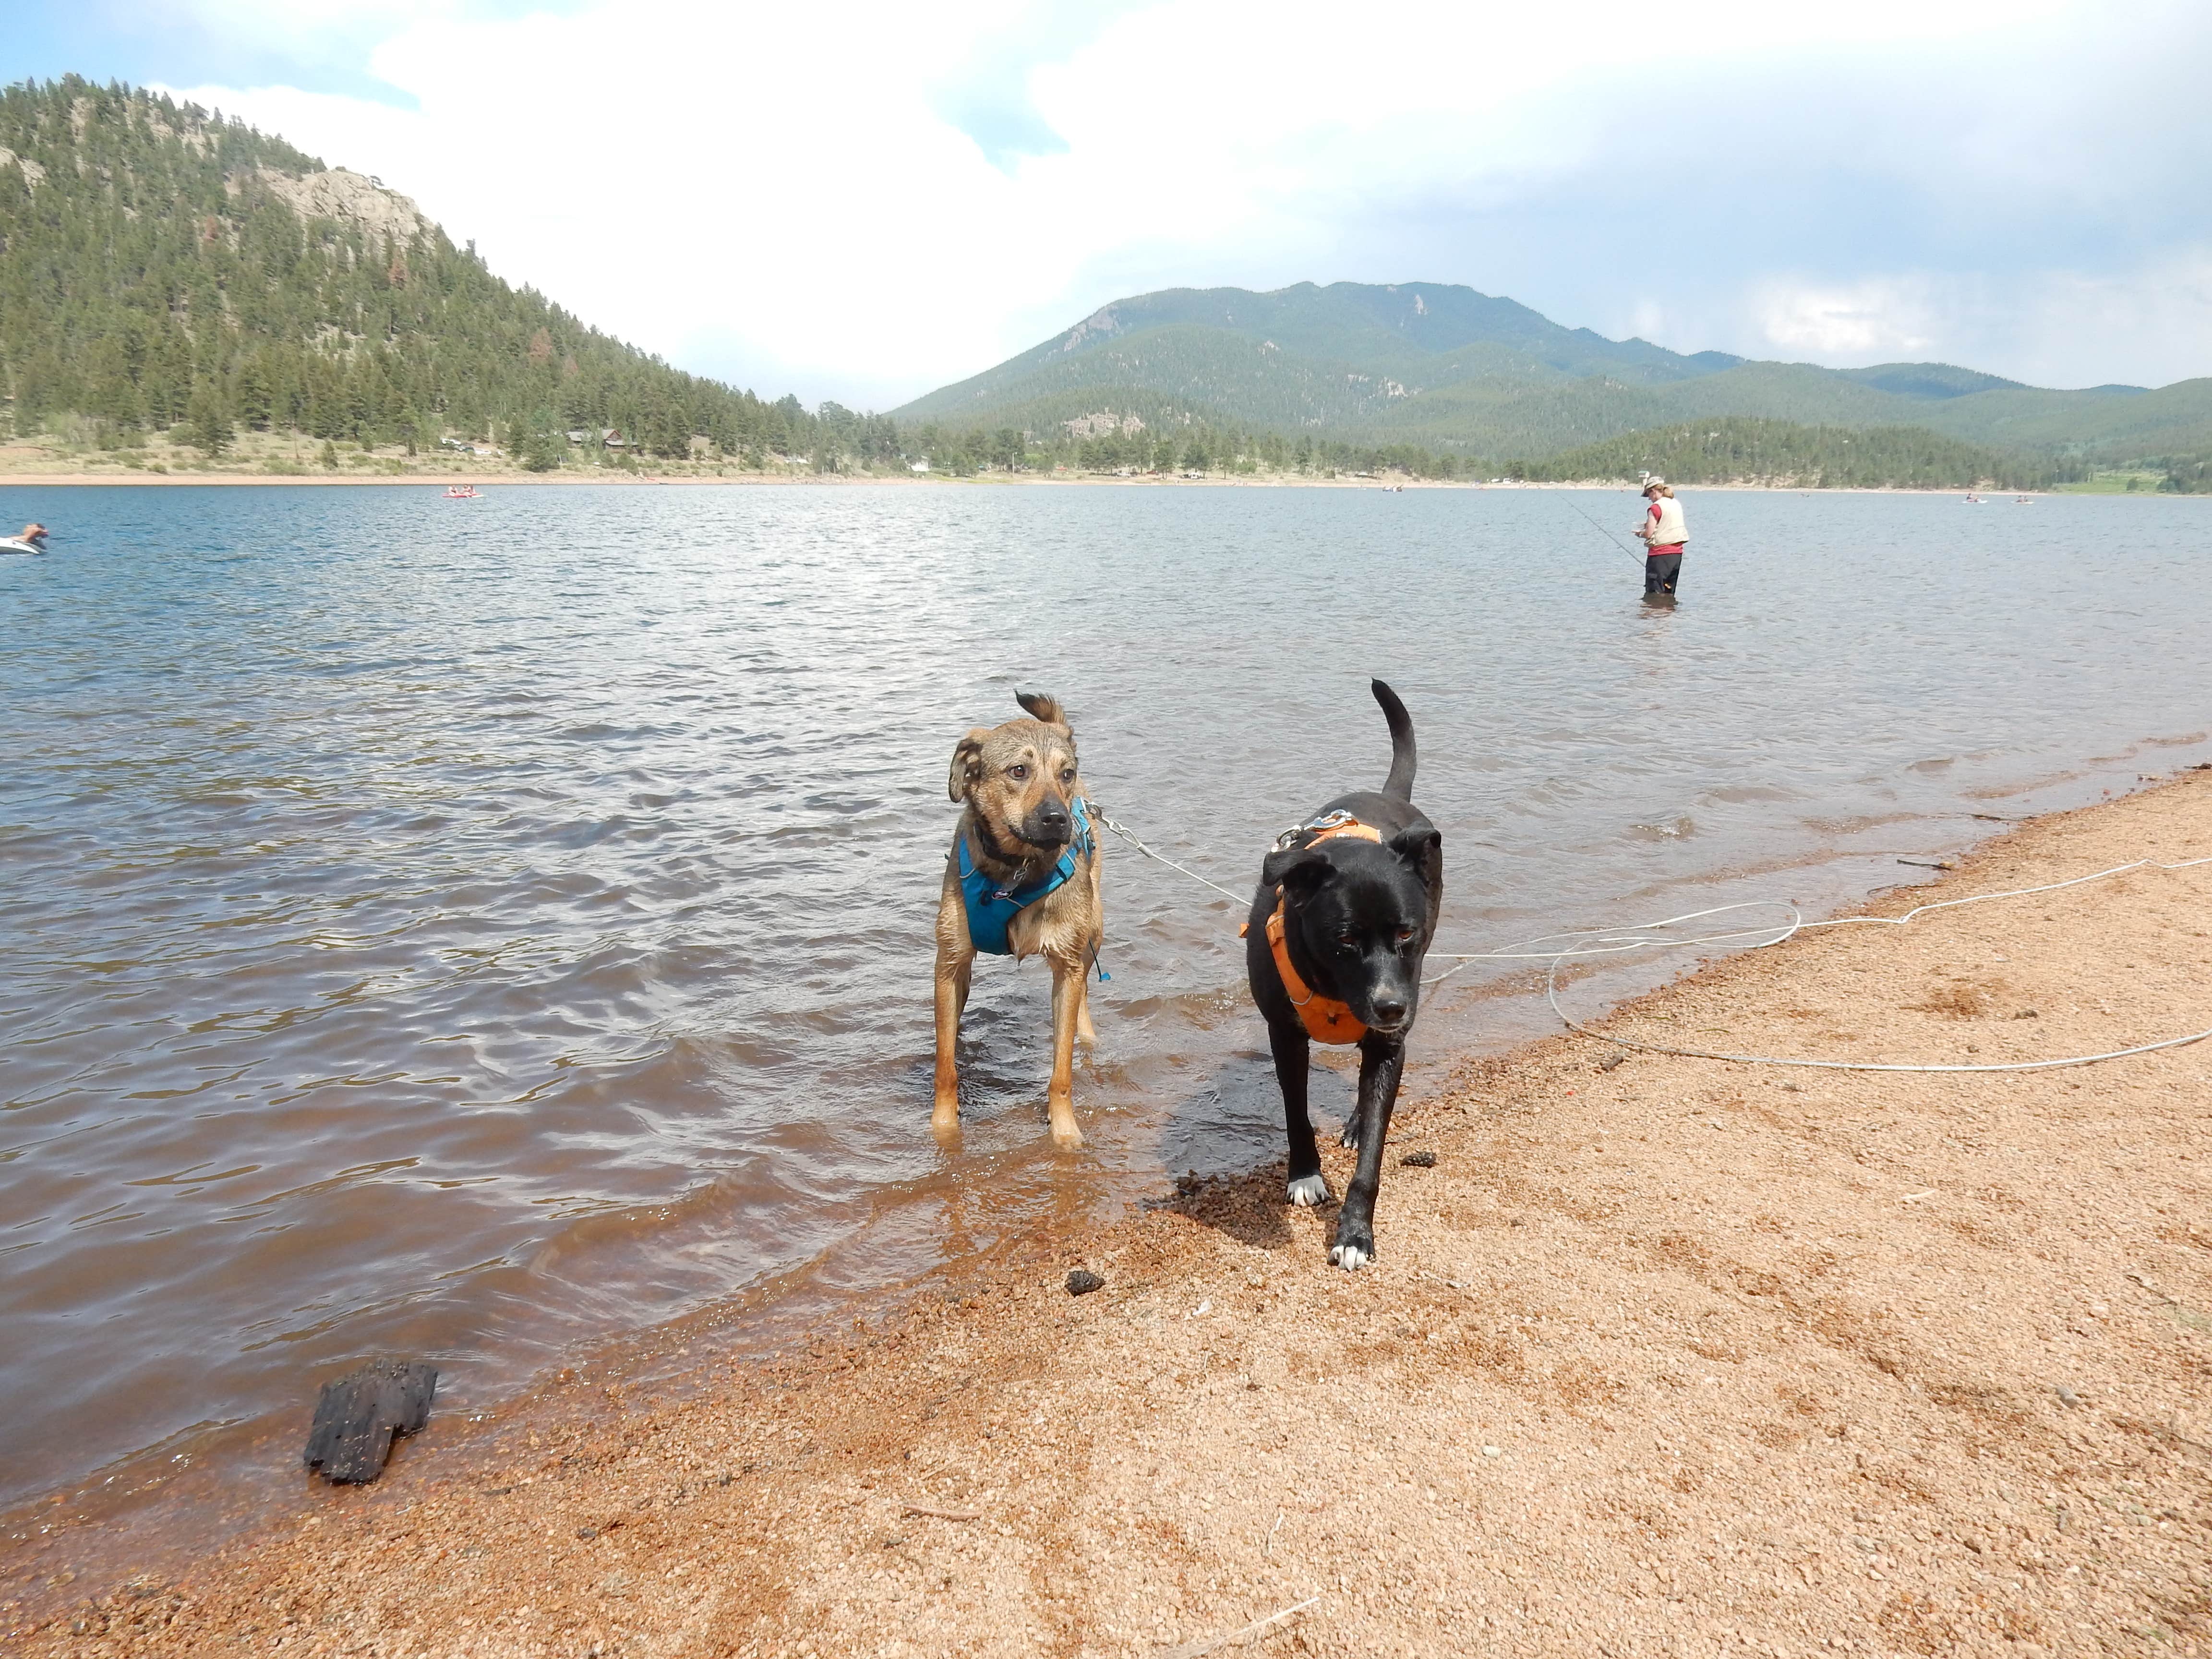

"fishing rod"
[1559, 493, 1649, 566]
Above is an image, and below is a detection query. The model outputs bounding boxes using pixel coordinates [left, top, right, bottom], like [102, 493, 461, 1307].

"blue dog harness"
[958, 795, 1097, 960]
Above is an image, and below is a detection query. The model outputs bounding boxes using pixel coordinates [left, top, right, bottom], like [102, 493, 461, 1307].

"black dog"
[1244, 680, 1442, 1270]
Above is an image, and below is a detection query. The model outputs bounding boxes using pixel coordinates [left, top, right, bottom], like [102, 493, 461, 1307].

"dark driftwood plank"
[303, 1359, 439, 1484]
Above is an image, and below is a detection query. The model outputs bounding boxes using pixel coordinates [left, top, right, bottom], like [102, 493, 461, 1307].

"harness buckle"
[1275, 807, 1362, 852]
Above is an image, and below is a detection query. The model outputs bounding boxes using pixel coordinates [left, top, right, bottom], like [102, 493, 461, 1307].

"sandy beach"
[8, 771, 2209, 1657]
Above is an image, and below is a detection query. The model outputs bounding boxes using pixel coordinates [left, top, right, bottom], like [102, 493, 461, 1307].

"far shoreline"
[0, 470, 2129, 495]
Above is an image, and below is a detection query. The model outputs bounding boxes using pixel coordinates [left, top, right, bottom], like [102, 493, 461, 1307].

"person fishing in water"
[1635, 481, 1686, 597]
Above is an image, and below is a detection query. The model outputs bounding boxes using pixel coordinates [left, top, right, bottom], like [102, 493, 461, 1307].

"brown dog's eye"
[1007, 764, 1029, 781]
[1060, 767, 1075, 784]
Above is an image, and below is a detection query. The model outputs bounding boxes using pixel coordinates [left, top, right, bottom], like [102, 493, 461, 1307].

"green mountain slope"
[0, 76, 855, 465]
[897, 280, 2208, 466]
[897, 281, 1741, 434]
[1909, 378, 2212, 454]
[1839, 362, 2029, 399]
[1505, 417, 2059, 490]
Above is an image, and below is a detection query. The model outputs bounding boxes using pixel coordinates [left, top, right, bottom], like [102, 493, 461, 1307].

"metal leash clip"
[1275, 807, 1360, 851]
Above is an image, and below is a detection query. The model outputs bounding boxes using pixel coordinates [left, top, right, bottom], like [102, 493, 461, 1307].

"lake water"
[3, 481, 2208, 1515]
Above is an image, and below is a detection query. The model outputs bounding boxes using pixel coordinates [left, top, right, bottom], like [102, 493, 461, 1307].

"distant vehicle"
[444, 485, 481, 499]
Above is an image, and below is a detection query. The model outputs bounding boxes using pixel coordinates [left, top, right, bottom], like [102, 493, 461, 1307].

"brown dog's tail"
[1373, 678, 1416, 800]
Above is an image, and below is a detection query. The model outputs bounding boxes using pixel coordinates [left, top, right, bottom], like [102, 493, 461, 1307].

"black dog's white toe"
[1329, 1217, 1376, 1271]
[1286, 1173, 1329, 1207]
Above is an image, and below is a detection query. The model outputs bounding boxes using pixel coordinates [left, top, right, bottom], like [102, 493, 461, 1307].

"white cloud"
[1992, 253, 2212, 388]
[163, 0, 2212, 403]
[1752, 277, 1941, 361]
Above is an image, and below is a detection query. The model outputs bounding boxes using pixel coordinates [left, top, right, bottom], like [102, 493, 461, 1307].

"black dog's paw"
[1339, 1118, 1361, 1151]
[1328, 1217, 1376, 1272]
[1286, 1173, 1331, 1208]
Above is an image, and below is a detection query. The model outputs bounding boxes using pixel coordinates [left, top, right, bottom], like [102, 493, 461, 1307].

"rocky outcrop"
[248, 167, 431, 245]
[0, 147, 48, 188]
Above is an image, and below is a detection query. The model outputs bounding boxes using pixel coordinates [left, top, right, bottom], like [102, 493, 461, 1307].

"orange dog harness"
[1240, 814, 1382, 1045]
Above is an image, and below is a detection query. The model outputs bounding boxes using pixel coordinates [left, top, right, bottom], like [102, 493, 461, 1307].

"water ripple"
[1, 481, 2207, 1509]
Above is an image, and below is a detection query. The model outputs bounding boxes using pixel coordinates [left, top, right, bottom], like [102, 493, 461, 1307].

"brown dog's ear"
[947, 728, 991, 802]
[1015, 690, 1069, 732]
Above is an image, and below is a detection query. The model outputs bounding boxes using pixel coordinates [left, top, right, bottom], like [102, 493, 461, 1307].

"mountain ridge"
[893, 280, 2210, 464]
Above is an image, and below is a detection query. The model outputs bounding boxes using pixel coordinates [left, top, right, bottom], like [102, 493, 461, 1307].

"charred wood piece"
[303, 1359, 439, 1484]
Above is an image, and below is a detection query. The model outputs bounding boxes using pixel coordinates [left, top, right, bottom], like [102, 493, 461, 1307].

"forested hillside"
[1504, 418, 2060, 490]
[896, 280, 2212, 471]
[0, 77, 871, 466]
[3, 77, 2190, 491]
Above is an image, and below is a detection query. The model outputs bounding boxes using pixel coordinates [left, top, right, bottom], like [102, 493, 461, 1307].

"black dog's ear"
[1389, 822, 1442, 866]
[1015, 690, 1070, 732]
[947, 728, 991, 802]
[1262, 843, 1333, 892]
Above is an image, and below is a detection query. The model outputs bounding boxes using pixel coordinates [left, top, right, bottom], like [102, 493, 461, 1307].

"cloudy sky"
[11, 0, 2211, 407]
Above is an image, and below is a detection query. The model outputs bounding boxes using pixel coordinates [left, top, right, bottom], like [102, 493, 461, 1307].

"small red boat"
[444, 485, 482, 500]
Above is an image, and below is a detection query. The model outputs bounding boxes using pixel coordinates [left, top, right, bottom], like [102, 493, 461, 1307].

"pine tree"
[186, 377, 233, 455]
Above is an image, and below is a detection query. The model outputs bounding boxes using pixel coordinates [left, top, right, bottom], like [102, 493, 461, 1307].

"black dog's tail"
[1372, 678, 1416, 800]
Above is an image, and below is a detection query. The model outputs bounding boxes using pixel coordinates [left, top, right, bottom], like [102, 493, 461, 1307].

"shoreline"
[0, 469, 2105, 493]
[0, 470, 2104, 493]
[7, 770, 2207, 1655]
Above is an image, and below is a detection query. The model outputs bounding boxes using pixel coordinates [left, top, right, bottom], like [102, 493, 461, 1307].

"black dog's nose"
[1370, 995, 1408, 1027]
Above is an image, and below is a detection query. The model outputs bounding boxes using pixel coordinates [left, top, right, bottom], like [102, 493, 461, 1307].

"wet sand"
[9, 771, 2210, 1657]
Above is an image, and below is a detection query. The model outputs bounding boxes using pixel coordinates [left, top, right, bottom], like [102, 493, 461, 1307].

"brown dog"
[934, 691, 1103, 1146]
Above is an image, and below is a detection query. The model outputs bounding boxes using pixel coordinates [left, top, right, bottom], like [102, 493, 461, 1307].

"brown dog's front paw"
[931, 1097, 962, 1141]
[1047, 1104, 1084, 1149]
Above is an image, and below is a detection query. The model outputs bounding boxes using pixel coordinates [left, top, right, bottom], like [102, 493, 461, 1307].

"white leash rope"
[1100, 810, 2212, 1074]
[1095, 810, 1253, 908]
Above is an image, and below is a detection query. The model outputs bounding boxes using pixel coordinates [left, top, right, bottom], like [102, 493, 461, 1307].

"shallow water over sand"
[2, 481, 2207, 1510]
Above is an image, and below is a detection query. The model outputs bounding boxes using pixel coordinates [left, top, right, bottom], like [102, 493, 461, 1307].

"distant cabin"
[910, 460, 930, 473]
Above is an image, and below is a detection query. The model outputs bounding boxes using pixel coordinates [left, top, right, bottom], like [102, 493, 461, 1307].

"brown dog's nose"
[1035, 799, 1070, 836]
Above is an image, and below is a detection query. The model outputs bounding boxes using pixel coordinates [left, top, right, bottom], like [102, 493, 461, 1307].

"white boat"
[0, 536, 43, 555]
